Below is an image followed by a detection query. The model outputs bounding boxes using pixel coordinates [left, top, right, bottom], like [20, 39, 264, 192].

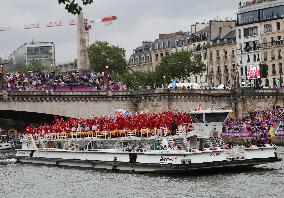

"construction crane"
[0, 14, 118, 72]
[0, 15, 118, 32]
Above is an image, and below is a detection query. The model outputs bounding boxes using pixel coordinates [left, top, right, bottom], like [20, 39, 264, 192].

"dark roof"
[223, 30, 236, 40]
[194, 27, 210, 35]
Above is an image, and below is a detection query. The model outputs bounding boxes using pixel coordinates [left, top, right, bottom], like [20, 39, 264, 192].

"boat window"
[205, 113, 228, 123]
[191, 113, 204, 123]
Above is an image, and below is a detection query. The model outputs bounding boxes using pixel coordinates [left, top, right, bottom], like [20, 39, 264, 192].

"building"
[56, 60, 78, 73]
[151, 31, 187, 68]
[9, 41, 55, 67]
[175, 23, 209, 84]
[236, 0, 284, 87]
[207, 30, 237, 87]
[128, 20, 235, 86]
[260, 3, 284, 87]
[128, 41, 153, 72]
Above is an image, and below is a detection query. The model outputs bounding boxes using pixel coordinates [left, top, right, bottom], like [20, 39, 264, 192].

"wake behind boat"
[15, 109, 281, 174]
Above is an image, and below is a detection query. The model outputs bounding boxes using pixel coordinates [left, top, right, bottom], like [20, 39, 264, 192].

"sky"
[0, 0, 240, 64]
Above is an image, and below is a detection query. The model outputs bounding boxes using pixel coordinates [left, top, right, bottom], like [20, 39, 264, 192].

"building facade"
[9, 41, 55, 67]
[128, 21, 235, 86]
[128, 41, 153, 72]
[236, 0, 284, 87]
[151, 32, 186, 68]
[207, 30, 237, 87]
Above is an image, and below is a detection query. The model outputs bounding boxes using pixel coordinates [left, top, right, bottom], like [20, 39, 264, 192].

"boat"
[0, 142, 13, 150]
[15, 109, 282, 174]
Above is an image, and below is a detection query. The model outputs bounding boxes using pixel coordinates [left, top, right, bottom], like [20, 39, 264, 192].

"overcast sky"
[0, 0, 240, 64]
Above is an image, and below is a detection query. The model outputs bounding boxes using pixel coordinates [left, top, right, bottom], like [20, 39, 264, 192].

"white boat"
[16, 109, 281, 174]
[0, 142, 13, 150]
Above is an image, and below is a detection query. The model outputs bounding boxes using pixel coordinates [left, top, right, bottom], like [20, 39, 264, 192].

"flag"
[275, 121, 281, 135]
[269, 126, 275, 138]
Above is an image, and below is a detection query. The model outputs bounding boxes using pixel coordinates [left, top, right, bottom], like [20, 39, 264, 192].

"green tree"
[58, 0, 94, 15]
[28, 60, 45, 72]
[8, 60, 59, 74]
[115, 70, 160, 89]
[155, 51, 206, 82]
[88, 41, 127, 74]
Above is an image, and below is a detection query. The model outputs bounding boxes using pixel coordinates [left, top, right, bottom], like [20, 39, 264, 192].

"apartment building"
[236, 0, 284, 87]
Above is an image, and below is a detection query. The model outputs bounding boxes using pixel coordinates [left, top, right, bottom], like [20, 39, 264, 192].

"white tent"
[168, 83, 201, 89]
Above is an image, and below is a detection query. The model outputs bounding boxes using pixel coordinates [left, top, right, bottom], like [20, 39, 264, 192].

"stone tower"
[77, 12, 90, 72]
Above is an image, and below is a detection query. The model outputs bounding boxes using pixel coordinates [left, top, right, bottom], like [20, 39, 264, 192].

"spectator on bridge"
[4, 71, 126, 91]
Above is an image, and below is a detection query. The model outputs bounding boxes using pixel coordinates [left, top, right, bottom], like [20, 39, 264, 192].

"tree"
[58, 0, 94, 15]
[28, 60, 46, 72]
[8, 60, 59, 73]
[155, 51, 206, 82]
[88, 41, 127, 74]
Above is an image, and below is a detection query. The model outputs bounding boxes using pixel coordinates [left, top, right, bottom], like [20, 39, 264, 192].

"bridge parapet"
[1, 89, 284, 120]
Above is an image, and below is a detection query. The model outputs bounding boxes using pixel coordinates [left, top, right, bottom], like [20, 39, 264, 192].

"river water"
[1, 149, 284, 198]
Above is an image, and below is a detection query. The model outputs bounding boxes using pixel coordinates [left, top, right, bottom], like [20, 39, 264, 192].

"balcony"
[260, 40, 284, 49]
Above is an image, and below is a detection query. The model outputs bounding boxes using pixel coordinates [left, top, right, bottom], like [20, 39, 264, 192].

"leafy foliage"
[8, 60, 59, 73]
[115, 71, 159, 89]
[156, 51, 206, 81]
[117, 51, 206, 89]
[58, 0, 94, 15]
[88, 41, 127, 74]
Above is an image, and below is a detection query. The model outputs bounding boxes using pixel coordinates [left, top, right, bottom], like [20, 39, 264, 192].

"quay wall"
[0, 89, 284, 119]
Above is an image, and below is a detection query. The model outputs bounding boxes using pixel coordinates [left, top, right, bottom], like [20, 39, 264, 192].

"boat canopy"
[190, 109, 232, 124]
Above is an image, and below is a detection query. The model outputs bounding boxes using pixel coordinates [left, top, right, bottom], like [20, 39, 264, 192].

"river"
[0, 149, 284, 198]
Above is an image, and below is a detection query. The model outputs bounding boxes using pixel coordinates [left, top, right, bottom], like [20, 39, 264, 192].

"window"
[231, 50, 235, 58]
[261, 7, 279, 20]
[277, 22, 281, 31]
[238, 29, 241, 39]
[238, 10, 259, 25]
[209, 52, 213, 61]
[272, 64, 276, 75]
[216, 50, 220, 61]
[271, 50, 276, 60]
[264, 51, 268, 61]
[264, 24, 272, 32]
[155, 54, 159, 62]
[241, 67, 244, 76]
[224, 49, 228, 59]
[263, 38, 267, 47]
[247, 55, 250, 63]
[279, 63, 283, 74]
[265, 79, 269, 87]
[278, 49, 282, 59]
[244, 26, 258, 37]
[254, 54, 257, 62]
[280, 6, 284, 18]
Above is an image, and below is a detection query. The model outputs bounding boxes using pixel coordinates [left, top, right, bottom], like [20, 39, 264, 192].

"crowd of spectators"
[24, 111, 192, 136]
[4, 71, 126, 91]
[222, 107, 284, 137]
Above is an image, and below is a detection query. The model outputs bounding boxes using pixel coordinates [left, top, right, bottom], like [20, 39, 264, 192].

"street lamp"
[235, 63, 240, 90]
[0, 64, 4, 90]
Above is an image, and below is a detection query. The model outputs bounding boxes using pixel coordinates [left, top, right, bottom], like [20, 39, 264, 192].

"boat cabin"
[189, 109, 232, 138]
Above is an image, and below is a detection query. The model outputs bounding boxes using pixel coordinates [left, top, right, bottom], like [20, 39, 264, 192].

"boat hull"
[15, 146, 281, 174]
[16, 156, 281, 174]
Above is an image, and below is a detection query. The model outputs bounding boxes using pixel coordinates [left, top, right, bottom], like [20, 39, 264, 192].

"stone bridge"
[0, 89, 284, 122]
